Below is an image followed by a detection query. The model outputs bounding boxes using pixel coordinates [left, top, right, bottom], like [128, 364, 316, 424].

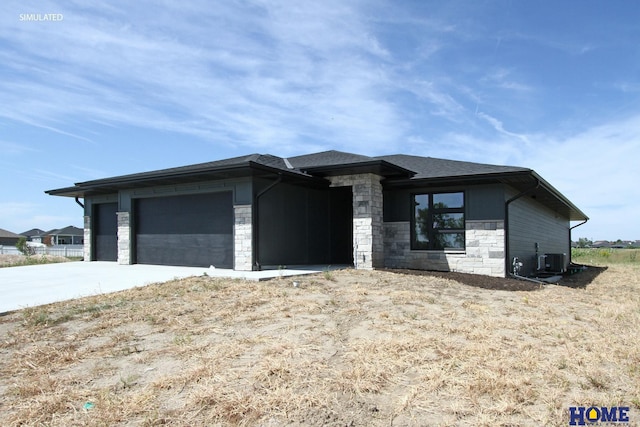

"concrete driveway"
[0, 262, 210, 314]
[0, 261, 339, 313]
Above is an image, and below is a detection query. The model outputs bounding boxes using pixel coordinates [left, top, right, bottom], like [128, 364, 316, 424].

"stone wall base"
[384, 220, 505, 277]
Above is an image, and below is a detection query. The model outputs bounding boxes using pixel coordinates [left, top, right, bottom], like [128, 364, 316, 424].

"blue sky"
[1, 0, 639, 241]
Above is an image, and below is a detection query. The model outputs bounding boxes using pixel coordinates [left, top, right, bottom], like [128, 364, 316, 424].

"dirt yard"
[0, 264, 638, 426]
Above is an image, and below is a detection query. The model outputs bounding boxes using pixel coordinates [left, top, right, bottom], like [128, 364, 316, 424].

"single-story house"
[46, 150, 588, 277]
[0, 228, 23, 246]
[20, 228, 47, 243]
[44, 226, 84, 245]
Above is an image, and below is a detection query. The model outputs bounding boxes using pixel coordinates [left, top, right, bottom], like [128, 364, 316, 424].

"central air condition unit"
[544, 253, 566, 273]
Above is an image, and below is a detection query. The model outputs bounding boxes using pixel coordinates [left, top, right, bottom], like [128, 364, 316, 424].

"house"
[20, 228, 47, 243]
[46, 150, 588, 277]
[44, 226, 84, 245]
[20, 227, 84, 245]
[0, 228, 23, 246]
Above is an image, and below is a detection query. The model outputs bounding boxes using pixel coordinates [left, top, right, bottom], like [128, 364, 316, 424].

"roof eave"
[46, 162, 327, 198]
[384, 170, 588, 221]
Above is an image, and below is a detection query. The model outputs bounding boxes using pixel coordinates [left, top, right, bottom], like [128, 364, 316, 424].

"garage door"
[134, 192, 233, 268]
[94, 202, 118, 261]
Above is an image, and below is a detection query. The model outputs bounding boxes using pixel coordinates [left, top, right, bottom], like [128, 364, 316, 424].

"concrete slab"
[0, 262, 342, 314]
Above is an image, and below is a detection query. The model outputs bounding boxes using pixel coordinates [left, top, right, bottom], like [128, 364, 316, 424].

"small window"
[412, 192, 465, 250]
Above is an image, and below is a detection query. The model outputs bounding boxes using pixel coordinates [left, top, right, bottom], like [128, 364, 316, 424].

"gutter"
[252, 174, 283, 270]
[504, 177, 540, 276]
[569, 219, 589, 265]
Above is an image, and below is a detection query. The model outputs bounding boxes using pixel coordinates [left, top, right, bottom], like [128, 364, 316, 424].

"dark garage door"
[135, 192, 233, 268]
[94, 202, 118, 261]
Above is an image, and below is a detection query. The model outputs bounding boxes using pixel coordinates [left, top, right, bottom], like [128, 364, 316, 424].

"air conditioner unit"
[544, 253, 566, 273]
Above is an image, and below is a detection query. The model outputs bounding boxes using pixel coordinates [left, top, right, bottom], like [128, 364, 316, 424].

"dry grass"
[0, 254, 72, 268]
[1, 265, 638, 426]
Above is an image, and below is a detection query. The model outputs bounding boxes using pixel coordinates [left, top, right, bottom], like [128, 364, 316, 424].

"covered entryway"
[134, 192, 233, 268]
[256, 183, 353, 267]
[93, 202, 117, 261]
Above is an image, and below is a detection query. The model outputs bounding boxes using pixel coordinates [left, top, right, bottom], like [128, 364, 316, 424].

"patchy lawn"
[0, 266, 638, 426]
[0, 254, 72, 268]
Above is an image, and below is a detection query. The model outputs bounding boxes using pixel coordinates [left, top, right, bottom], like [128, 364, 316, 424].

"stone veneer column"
[462, 220, 505, 277]
[234, 205, 253, 271]
[117, 211, 131, 265]
[329, 173, 384, 269]
[83, 215, 92, 262]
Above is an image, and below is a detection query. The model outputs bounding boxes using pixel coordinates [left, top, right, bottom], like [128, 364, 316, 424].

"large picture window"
[412, 192, 465, 250]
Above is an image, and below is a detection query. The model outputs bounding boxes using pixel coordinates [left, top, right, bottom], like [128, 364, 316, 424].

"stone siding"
[234, 205, 253, 271]
[329, 174, 383, 269]
[83, 215, 91, 262]
[383, 220, 505, 277]
[117, 211, 131, 265]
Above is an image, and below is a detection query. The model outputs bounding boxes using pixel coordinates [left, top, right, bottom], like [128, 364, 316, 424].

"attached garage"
[134, 191, 233, 268]
[93, 202, 118, 261]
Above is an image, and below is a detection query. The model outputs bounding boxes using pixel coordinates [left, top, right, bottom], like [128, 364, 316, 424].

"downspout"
[569, 219, 589, 265]
[75, 197, 84, 209]
[253, 174, 282, 270]
[504, 177, 540, 276]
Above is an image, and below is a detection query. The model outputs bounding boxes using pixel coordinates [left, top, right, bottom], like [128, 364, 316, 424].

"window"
[412, 191, 465, 250]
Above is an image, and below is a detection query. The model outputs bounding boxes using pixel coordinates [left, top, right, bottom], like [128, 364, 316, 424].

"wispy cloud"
[1, 0, 417, 154]
[476, 112, 530, 144]
[0, 141, 39, 155]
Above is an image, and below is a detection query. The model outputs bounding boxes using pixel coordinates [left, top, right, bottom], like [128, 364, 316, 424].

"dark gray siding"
[134, 192, 233, 268]
[507, 188, 570, 275]
[383, 184, 505, 222]
[94, 202, 118, 261]
[466, 184, 505, 220]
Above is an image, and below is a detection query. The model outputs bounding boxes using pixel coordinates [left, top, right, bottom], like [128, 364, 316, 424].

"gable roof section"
[288, 150, 415, 178]
[20, 228, 46, 238]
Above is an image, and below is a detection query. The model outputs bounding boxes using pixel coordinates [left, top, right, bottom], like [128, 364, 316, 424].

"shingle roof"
[288, 150, 375, 168]
[48, 226, 83, 236]
[20, 228, 46, 237]
[376, 154, 529, 179]
[45, 149, 587, 221]
[0, 228, 22, 239]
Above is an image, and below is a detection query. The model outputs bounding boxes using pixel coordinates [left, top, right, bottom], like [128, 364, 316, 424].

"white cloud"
[477, 112, 530, 144]
[0, 0, 413, 154]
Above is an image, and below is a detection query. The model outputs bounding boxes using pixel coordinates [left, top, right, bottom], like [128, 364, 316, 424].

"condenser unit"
[544, 253, 566, 273]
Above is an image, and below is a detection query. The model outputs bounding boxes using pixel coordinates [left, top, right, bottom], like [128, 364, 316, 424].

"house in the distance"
[0, 228, 22, 246]
[44, 226, 84, 246]
[47, 150, 588, 277]
[20, 228, 47, 244]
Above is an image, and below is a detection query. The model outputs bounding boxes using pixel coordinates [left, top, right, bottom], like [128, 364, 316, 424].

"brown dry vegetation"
[0, 254, 71, 268]
[0, 265, 638, 426]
